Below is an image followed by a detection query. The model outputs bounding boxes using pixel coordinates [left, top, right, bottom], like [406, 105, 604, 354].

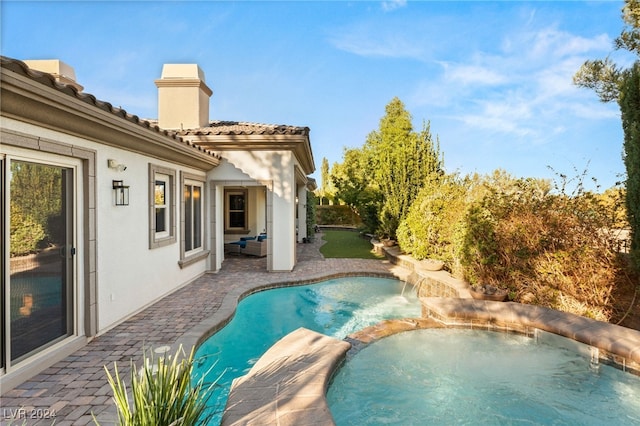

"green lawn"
[319, 230, 384, 259]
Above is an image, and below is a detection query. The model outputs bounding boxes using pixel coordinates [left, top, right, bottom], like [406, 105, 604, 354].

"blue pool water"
[193, 277, 421, 424]
[327, 328, 640, 425]
[10, 276, 62, 320]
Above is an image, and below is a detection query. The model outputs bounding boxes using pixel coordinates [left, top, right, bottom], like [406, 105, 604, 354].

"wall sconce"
[113, 180, 130, 206]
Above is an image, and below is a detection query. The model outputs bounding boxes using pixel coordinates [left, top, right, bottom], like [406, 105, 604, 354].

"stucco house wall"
[3, 118, 209, 331]
[95, 149, 208, 330]
[0, 56, 316, 392]
[0, 58, 220, 391]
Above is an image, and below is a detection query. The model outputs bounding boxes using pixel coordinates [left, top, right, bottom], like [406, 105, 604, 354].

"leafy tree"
[9, 161, 63, 255]
[597, 185, 628, 228]
[331, 148, 383, 232]
[573, 0, 639, 100]
[574, 0, 640, 263]
[10, 203, 46, 256]
[320, 157, 330, 205]
[396, 174, 469, 272]
[306, 190, 317, 237]
[363, 97, 443, 238]
[331, 97, 443, 237]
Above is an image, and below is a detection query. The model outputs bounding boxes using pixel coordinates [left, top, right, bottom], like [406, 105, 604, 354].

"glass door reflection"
[9, 161, 74, 362]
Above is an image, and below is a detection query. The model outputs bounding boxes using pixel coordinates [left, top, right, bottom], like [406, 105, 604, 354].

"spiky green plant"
[94, 345, 217, 426]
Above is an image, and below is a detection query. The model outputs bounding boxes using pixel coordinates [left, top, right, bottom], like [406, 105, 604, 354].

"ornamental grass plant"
[94, 345, 217, 426]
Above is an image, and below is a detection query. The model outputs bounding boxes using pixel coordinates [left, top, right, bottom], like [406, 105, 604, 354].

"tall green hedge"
[620, 62, 640, 264]
[316, 205, 361, 226]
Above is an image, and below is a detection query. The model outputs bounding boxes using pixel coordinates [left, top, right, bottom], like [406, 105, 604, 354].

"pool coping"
[420, 297, 640, 374]
[221, 328, 350, 426]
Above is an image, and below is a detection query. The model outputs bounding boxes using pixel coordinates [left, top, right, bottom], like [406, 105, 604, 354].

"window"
[184, 178, 203, 253]
[155, 176, 169, 236]
[225, 189, 248, 232]
[179, 173, 209, 268]
[149, 164, 176, 248]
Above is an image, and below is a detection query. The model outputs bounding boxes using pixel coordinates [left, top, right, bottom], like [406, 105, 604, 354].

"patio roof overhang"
[180, 132, 316, 176]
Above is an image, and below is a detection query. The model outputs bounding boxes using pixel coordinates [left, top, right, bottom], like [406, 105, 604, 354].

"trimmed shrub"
[316, 205, 361, 226]
[397, 175, 468, 276]
[10, 204, 46, 256]
[306, 191, 317, 237]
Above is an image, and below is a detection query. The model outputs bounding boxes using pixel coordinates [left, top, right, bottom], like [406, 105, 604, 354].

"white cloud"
[442, 63, 508, 86]
[329, 28, 425, 59]
[381, 0, 407, 12]
[409, 22, 621, 147]
[457, 96, 536, 139]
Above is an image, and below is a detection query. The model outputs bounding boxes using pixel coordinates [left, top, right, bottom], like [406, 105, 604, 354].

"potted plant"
[469, 283, 508, 302]
[419, 259, 445, 271]
[382, 238, 396, 247]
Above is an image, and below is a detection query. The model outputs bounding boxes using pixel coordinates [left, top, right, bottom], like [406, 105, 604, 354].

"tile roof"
[181, 120, 310, 136]
[1, 56, 220, 160]
[178, 120, 316, 175]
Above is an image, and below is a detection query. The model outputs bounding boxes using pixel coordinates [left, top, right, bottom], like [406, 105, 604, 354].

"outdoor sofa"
[224, 234, 267, 257]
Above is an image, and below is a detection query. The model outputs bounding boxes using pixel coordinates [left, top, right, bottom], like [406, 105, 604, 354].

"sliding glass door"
[7, 160, 74, 363]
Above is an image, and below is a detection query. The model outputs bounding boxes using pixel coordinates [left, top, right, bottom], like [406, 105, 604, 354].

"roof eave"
[182, 133, 315, 175]
[1, 59, 220, 170]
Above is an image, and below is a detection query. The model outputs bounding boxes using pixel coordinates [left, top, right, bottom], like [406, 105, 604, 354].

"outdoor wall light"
[113, 180, 130, 206]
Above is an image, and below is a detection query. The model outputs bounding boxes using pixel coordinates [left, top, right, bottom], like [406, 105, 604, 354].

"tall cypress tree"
[620, 63, 640, 256]
[364, 97, 443, 238]
[574, 0, 640, 265]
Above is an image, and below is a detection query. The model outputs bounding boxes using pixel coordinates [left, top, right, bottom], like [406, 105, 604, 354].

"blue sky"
[2, 1, 635, 190]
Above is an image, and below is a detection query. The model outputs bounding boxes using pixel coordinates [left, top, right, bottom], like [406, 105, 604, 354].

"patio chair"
[224, 236, 255, 255]
[241, 235, 267, 257]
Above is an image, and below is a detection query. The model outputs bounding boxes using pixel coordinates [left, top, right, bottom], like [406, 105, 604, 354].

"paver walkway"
[1, 234, 402, 425]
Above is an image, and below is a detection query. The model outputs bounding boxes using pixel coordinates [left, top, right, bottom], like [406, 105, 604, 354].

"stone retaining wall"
[422, 297, 640, 375]
[372, 241, 471, 299]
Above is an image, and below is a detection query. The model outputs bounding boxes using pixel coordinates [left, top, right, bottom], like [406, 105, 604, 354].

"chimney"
[23, 59, 84, 92]
[154, 64, 212, 130]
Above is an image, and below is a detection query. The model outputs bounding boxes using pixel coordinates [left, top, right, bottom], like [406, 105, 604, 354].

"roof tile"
[182, 120, 310, 136]
[1, 56, 220, 160]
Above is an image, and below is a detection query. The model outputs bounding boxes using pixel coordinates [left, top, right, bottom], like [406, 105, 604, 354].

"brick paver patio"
[1, 234, 401, 425]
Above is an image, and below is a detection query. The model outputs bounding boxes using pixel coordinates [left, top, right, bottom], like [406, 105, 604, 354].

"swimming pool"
[193, 276, 421, 424]
[327, 328, 640, 425]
